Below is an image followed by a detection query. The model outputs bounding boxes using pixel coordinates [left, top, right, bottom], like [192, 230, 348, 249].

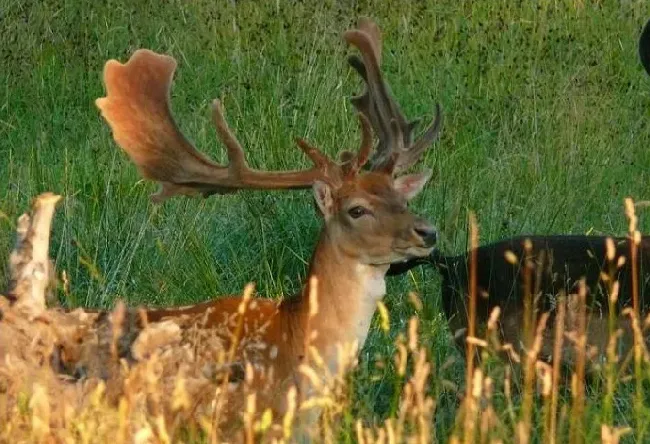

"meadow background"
[1, 0, 650, 441]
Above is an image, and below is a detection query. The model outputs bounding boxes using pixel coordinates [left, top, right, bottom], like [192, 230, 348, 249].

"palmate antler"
[344, 18, 443, 175]
[96, 50, 373, 202]
[96, 19, 441, 202]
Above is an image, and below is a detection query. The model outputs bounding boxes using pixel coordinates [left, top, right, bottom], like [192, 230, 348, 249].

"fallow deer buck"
[389, 20, 650, 368]
[95, 18, 442, 434]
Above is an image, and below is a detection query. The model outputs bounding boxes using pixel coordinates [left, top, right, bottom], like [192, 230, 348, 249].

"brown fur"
[77, 172, 437, 433]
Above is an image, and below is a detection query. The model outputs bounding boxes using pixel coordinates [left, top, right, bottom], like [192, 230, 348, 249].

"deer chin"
[394, 246, 436, 260]
[366, 247, 435, 266]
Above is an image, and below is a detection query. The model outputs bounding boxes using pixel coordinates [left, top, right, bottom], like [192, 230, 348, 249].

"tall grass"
[1, 0, 650, 441]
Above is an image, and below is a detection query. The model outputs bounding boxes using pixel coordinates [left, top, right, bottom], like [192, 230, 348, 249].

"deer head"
[311, 170, 436, 266]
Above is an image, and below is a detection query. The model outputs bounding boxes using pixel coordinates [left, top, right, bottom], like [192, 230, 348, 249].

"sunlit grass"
[1, 0, 650, 441]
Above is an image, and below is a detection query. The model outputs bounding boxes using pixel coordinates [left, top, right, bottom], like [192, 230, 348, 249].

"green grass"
[2, 0, 650, 441]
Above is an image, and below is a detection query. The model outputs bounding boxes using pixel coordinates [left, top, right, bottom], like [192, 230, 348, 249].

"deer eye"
[348, 206, 369, 219]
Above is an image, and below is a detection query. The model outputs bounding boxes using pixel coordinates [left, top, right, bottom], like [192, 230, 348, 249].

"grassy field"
[2, 0, 650, 441]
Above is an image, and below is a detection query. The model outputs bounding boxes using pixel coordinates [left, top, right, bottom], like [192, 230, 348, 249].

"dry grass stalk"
[0, 194, 276, 441]
[355, 311, 436, 444]
[601, 424, 633, 444]
[603, 237, 622, 429]
[547, 294, 566, 443]
[462, 212, 480, 444]
[567, 280, 587, 444]
[624, 197, 645, 441]
[517, 313, 549, 444]
[209, 282, 254, 443]
[518, 239, 536, 444]
[3, 193, 650, 442]
[6, 192, 61, 318]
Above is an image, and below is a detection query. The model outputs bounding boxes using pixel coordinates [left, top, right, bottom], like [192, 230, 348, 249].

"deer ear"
[313, 180, 334, 220]
[394, 170, 432, 201]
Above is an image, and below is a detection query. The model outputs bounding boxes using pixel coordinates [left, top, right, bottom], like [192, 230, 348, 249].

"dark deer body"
[392, 235, 650, 358]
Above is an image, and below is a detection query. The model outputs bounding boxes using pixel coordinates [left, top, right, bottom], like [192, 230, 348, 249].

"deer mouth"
[392, 245, 436, 261]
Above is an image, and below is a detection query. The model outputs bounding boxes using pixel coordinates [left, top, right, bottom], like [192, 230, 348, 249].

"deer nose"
[413, 222, 437, 247]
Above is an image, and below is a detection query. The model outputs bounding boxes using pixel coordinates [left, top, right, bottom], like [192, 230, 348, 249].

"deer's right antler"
[96, 50, 347, 202]
[344, 18, 443, 175]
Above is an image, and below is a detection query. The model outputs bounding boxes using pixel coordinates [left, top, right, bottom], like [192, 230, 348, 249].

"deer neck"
[288, 227, 389, 369]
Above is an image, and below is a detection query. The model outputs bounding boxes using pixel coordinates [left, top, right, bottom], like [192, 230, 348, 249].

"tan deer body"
[95, 18, 442, 435]
[142, 172, 434, 409]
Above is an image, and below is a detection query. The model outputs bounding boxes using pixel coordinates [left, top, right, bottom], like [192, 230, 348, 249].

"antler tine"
[294, 138, 343, 186]
[293, 138, 337, 170]
[393, 103, 443, 172]
[344, 28, 407, 171]
[96, 49, 335, 203]
[295, 114, 370, 183]
[344, 113, 373, 178]
[343, 18, 443, 175]
[355, 113, 373, 169]
[211, 99, 248, 173]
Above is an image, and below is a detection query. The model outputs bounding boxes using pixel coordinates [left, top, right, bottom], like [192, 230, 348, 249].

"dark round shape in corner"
[640, 19, 650, 77]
